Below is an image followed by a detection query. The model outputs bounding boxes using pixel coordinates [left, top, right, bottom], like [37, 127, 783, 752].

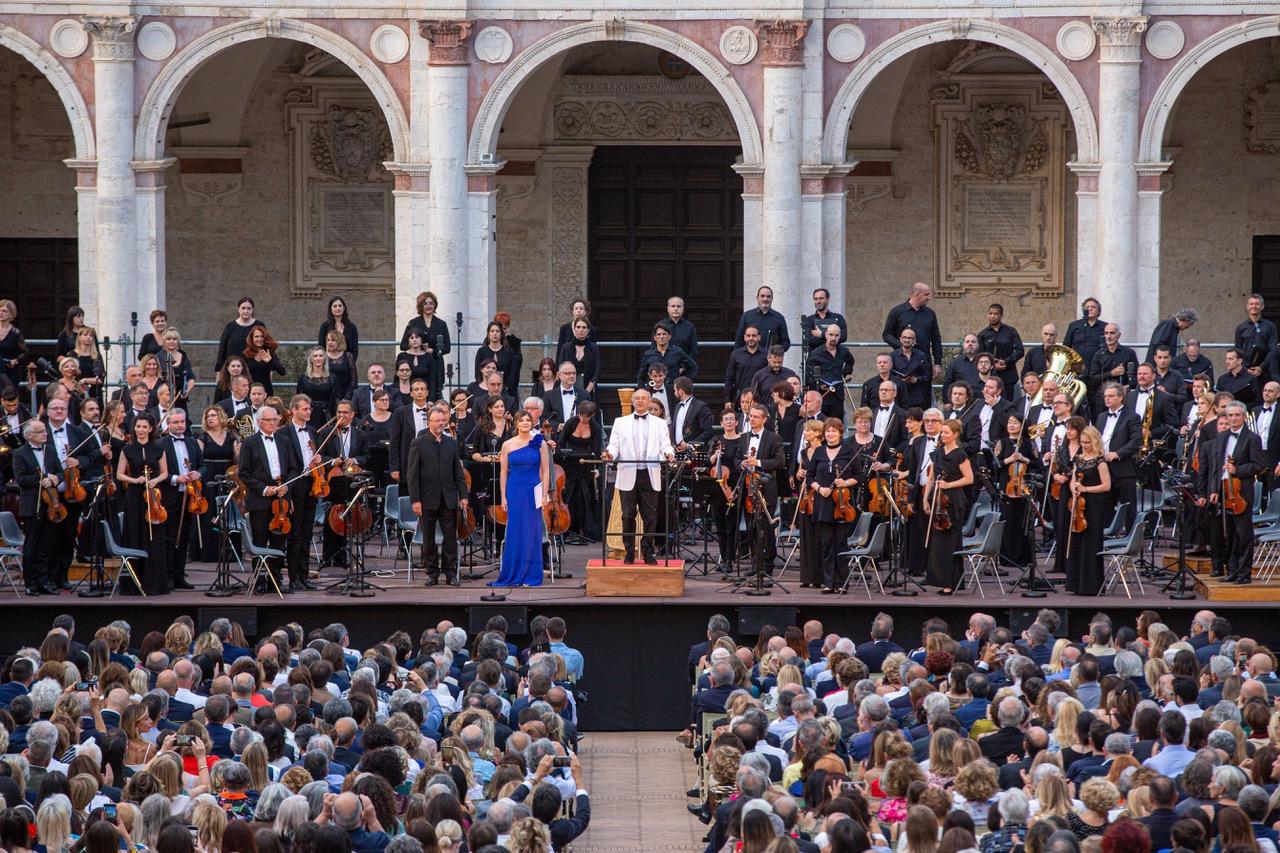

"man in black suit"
[730, 404, 786, 573]
[42, 396, 96, 589]
[670, 377, 713, 450]
[407, 404, 469, 587]
[899, 410, 943, 576]
[1126, 363, 1178, 490]
[978, 696, 1028, 764]
[122, 383, 157, 435]
[318, 400, 370, 568]
[891, 328, 932, 409]
[238, 404, 300, 593]
[972, 377, 1013, 458]
[216, 375, 253, 421]
[860, 353, 902, 410]
[1253, 381, 1280, 497]
[808, 324, 856, 419]
[13, 420, 59, 595]
[543, 362, 586, 426]
[1197, 401, 1266, 583]
[160, 408, 203, 590]
[279, 395, 325, 592]
[871, 381, 907, 453]
[691, 662, 737, 725]
[390, 378, 431, 484]
[1096, 382, 1142, 531]
[352, 363, 399, 419]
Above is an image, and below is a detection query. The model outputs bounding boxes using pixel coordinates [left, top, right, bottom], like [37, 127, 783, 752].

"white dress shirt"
[1132, 387, 1153, 418]
[674, 397, 690, 440]
[1101, 408, 1121, 452]
[979, 404, 995, 450]
[1259, 405, 1275, 451]
[170, 435, 191, 491]
[873, 406, 892, 437]
[1223, 431, 1241, 480]
[262, 434, 282, 482]
[918, 435, 937, 485]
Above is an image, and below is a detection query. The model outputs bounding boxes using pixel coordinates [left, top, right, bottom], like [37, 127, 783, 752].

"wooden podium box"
[585, 559, 684, 597]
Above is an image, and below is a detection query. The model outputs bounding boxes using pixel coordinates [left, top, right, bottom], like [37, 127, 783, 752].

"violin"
[225, 464, 248, 508]
[929, 486, 953, 532]
[269, 477, 292, 535]
[892, 452, 914, 517]
[64, 464, 87, 503]
[1070, 472, 1088, 533]
[308, 441, 329, 499]
[1005, 439, 1030, 499]
[40, 479, 67, 524]
[456, 469, 478, 539]
[185, 477, 209, 516]
[1223, 457, 1248, 515]
[866, 475, 888, 516]
[543, 463, 571, 535]
[1049, 437, 1063, 501]
[797, 482, 815, 515]
[143, 466, 167, 525]
[710, 442, 736, 505]
[832, 482, 858, 523]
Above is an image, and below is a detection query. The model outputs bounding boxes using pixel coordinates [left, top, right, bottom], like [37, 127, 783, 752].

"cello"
[456, 469, 478, 539]
[543, 462, 571, 536]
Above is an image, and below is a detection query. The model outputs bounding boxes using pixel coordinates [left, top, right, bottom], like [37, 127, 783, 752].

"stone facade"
[0, 6, 1276, 366]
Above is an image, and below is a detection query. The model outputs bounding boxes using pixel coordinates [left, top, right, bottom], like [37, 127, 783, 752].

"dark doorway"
[588, 146, 742, 415]
[0, 238, 78, 358]
[1253, 236, 1280, 324]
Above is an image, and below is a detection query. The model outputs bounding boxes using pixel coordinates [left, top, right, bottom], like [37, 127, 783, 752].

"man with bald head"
[320, 791, 390, 853]
[332, 717, 362, 770]
[1247, 653, 1280, 700]
[172, 659, 206, 709]
[155, 670, 194, 722]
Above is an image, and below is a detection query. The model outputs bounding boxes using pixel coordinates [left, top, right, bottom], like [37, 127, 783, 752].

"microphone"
[455, 311, 463, 329]
[446, 363, 454, 381]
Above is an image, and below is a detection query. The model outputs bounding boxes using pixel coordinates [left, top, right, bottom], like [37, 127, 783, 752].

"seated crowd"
[684, 608, 1280, 853]
[0, 613, 590, 853]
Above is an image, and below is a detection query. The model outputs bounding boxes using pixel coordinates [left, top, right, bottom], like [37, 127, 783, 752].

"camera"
[103, 804, 117, 823]
[175, 735, 194, 748]
[552, 756, 572, 768]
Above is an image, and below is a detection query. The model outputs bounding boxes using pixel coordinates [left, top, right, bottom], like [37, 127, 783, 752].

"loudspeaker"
[468, 605, 529, 636]
[197, 607, 258, 636]
[737, 606, 797, 636]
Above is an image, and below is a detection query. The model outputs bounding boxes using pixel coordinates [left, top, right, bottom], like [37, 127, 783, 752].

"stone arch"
[1140, 15, 1279, 163]
[468, 20, 763, 166]
[135, 18, 408, 162]
[822, 19, 1099, 166]
[0, 23, 93, 159]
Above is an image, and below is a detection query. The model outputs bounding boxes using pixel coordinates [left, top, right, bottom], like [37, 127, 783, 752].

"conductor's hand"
[412, 501, 422, 517]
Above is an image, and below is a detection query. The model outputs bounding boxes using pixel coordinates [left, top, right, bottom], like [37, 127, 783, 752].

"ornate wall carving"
[932, 77, 1068, 297]
[285, 59, 394, 298]
[551, 75, 739, 143]
[1244, 80, 1280, 154]
[549, 164, 587, 305]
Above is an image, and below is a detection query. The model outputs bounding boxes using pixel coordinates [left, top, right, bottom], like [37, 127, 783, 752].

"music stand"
[71, 477, 110, 597]
[206, 481, 247, 597]
[326, 475, 382, 597]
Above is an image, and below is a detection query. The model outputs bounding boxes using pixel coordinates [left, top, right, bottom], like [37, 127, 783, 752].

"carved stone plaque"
[1244, 80, 1280, 154]
[933, 79, 1066, 296]
[319, 188, 390, 252]
[551, 75, 740, 144]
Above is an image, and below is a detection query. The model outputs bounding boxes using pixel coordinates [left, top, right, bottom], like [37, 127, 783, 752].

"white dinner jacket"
[606, 412, 674, 491]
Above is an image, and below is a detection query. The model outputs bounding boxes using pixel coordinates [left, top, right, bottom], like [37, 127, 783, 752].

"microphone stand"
[454, 312, 464, 401]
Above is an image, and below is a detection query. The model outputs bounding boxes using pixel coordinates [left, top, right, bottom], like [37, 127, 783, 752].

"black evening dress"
[555, 418, 602, 542]
[924, 446, 968, 590]
[1064, 456, 1106, 595]
[120, 440, 169, 595]
[194, 432, 235, 562]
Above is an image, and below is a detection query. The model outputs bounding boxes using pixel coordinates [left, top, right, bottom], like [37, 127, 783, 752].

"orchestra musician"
[808, 324, 855, 419]
[407, 404, 469, 587]
[795, 419, 824, 589]
[603, 388, 675, 565]
[860, 353, 902, 410]
[238, 404, 299, 594]
[804, 417, 856, 594]
[1050, 416, 1085, 577]
[728, 403, 785, 574]
[1024, 322, 1057, 376]
[319, 400, 370, 569]
[353, 363, 399, 419]
[922, 419, 972, 595]
[1063, 425, 1110, 595]
[389, 378, 432, 484]
[555, 399, 603, 543]
[871, 381, 907, 452]
[468, 394, 513, 546]
[14, 420, 58, 595]
[280, 394, 325, 592]
[1196, 400, 1265, 584]
[709, 409, 744, 570]
[897, 408, 943, 580]
[116, 412, 170, 596]
[544, 362, 587, 427]
[1096, 381, 1141, 533]
[670, 377, 713, 451]
[1253, 382, 1280, 497]
[159, 408, 202, 591]
[993, 413, 1041, 570]
[44, 397, 95, 589]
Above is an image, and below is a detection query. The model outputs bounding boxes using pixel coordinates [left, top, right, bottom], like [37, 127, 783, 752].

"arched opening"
[836, 39, 1083, 340]
[487, 34, 754, 400]
[159, 38, 399, 359]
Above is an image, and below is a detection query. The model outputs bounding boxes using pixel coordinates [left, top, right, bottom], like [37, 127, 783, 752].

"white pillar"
[465, 163, 500, 333]
[1092, 16, 1147, 341]
[822, 165, 854, 318]
[132, 158, 174, 314]
[65, 160, 98, 333]
[1069, 162, 1099, 304]
[734, 162, 764, 298]
[387, 28, 434, 334]
[81, 16, 138, 344]
[1137, 162, 1171, 324]
[419, 21, 476, 344]
[754, 19, 809, 366]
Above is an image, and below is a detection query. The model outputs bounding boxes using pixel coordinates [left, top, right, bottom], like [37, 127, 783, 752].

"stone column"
[1069, 161, 1100, 306]
[1092, 16, 1147, 341]
[821, 164, 854, 322]
[419, 21, 475, 341]
[132, 158, 175, 316]
[542, 146, 594, 319]
[465, 162, 500, 341]
[733, 162, 765, 298]
[64, 160, 98, 336]
[1137, 162, 1172, 324]
[754, 19, 809, 365]
[388, 27, 434, 333]
[81, 16, 138, 344]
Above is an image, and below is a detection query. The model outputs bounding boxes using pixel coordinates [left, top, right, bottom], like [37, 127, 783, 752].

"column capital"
[1092, 16, 1147, 60]
[418, 20, 472, 66]
[752, 19, 809, 67]
[81, 16, 137, 61]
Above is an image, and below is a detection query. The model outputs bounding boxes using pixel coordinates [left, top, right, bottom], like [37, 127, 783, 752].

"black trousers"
[164, 499, 194, 583]
[619, 478, 659, 558]
[249, 509, 287, 587]
[1223, 506, 1255, 579]
[1110, 475, 1137, 532]
[711, 499, 743, 562]
[50, 501, 80, 585]
[420, 496, 459, 580]
[21, 512, 53, 589]
[286, 493, 316, 583]
[817, 521, 847, 589]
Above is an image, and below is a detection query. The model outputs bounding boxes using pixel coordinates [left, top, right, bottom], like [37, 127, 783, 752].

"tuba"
[618, 387, 635, 416]
[1031, 345, 1088, 409]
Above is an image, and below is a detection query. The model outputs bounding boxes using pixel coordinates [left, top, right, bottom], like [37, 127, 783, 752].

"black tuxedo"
[237, 431, 301, 588]
[1253, 403, 1280, 475]
[317, 425, 371, 567]
[42, 419, 95, 585]
[160, 433, 203, 586]
[1197, 429, 1265, 579]
[670, 396, 714, 446]
[1096, 405, 1142, 529]
[544, 384, 587, 425]
[215, 396, 252, 420]
[870, 404, 907, 460]
[406, 431, 469, 582]
[970, 398, 1013, 455]
[13, 441, 58, 591]
[390, 403, 432, 482]
[352, 385, 399, 419]
[1125, 386, 1177, 445]
[901, 432, 941, 572]
[730, 429, 785, 571]
[280, 421, 326, 586]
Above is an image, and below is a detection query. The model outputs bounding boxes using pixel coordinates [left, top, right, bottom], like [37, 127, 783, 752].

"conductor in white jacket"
[603, 388, 675, 564]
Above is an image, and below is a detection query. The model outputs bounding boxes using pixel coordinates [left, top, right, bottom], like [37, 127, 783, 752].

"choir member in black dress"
[994, 413, 1041, 570]
[296, 348, 336, 430]
[532, 359, 559, 405]
[244, 325, 286, 396]
[1063, 425, 1110, 595]
[555, 400, 603, 542]
[137, 309, 167, 359]
[770, 383, 801, 495]
[361, 389, 395, 487]
[795, 419, 824, 589]
[1049, 416, 1085, 577]
[101, 400, 128, 521]
[557, 317, 600, 398]
[55, 306, 95, 359]
[475, 322, 521, 400]
[323, 329, 356, 401]
[116, 412, 170, 595]
[392, 361, 415, 405]
[637, 323, 697, 385]
[155, 329, 195, 411]
[0, 300, 26, 389]
[215, 296, 265, 373]
[318, 295, 359, 361]
[556, 299, 595, 351]
[805, 417, 856, 593]
[448, 389, 476, 449]
[896, 407, 924, 456]
[397, 330, 435, 386]
[159, 408, 202, 590]
[14, 420, 58, 595]
[923, 419, 973, 594]
[71, 328, 105, 403]
[399, 292, 450, 402]
[217, 355, 249, 400]
[52, 358, 87, 424]
[194, 406, 235, 563]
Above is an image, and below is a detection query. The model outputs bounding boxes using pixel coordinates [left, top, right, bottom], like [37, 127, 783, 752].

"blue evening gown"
[492, 434, 544, 587]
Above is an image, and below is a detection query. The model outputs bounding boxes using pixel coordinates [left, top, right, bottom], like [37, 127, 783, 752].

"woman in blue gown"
[493, 410, 551, 587]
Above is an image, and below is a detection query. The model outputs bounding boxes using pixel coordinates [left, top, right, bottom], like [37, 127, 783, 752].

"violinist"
[709, 409, 743, 569]
[281, 395, 325, 592]
[53, 357, 87, 422]
[320, 400, 370, 569]
[71, 328, 105, 403]
[795, 419, 825, 589]
[1050, 416, 1086, 577]
[468, 395, 513, 545]
[195, 406, 234, 563]
[922, 419, 973, 595]
[805, 417, 856, 594]
[238, 405, 298, 593]
[116, 412, 169, 595]
[447, 390, 475, 449]
[1063, 425, 1110, 595]
[897, 408, 943, 579]
[556, 400, 602, 543]
[994, 412, 1041, 570]
[729, 404, 785, 573]
[407, 404, 469, 587]
[13, 420, 59, 595]
[160, 409, 202, 591]
[896, 407, 924, 456]
[44, 397, 95, 589]
[1196, 400, 1265, 584]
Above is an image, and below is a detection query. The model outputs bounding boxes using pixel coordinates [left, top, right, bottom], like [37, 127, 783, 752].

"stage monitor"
[738, 607, 797, 637]
[468, 605, 529, 636]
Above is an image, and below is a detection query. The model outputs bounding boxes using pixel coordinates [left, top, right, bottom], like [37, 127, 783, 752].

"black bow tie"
[563, 389, 574, 395]
[1266, 408, 1274, 414]
[54, 427, 64, 433]
[1109, 412, 1118, 418]
[752, 433, 761, 440]
[880, 406, 890, 412]
[635, 415, 646, 421]
[263, 436, 274, 442]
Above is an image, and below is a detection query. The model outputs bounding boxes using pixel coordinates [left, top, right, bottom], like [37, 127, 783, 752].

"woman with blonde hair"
[164, 623, 192, 659]
[926, 729, 960, 789]
[121, 703, 156, 768]
[433, 819, 463, 851]
[1050, 698, 1084, 753]
[904, 805, 940, 853]
[241, 741, 271, 791]
[1121, 785, 1151, 820]
[1030, 771, 1074, 821]
[192, 796, 228, 853]
[1068, 778, 1117, 839]
[36, 794, 73, 853]
[951, 760, 999, 823]
[1045, 638, 1073, 675]
[951, 738, 982, 769]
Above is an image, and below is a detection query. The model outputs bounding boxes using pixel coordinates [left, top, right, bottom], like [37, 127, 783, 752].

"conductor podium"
[585, 559, 685, 597]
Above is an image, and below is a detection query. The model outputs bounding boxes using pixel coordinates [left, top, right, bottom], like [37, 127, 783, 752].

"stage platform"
[3, 542, 1274, 731]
